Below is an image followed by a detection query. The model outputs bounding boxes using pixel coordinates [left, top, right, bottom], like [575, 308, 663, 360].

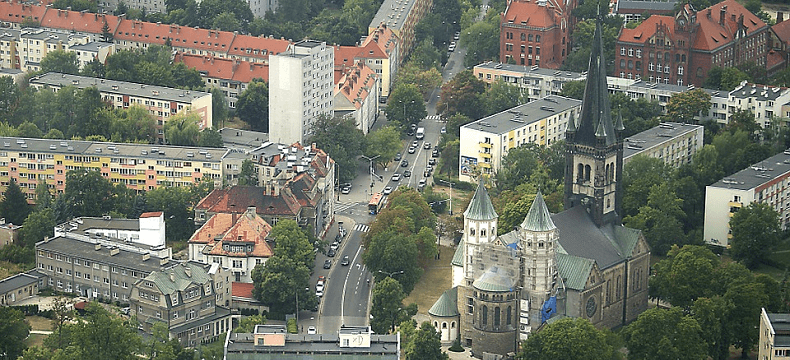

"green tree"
[238, 159, 258, 186]
[729, 202, 781, 268]
[164, 112, 201, 146]
[725, 278, 768, 357]
[385, 83, 426, 129]
[50, 296, 74, 351]
[405, 321, 448, 360]
[518, 318, 619, 360]
[1, 179, 31, 225]
[363, 229, 423, 294]
[461, 19, 499, 67]
[665, 89, 712, 124]
[270, 220, 315, 269]
[370, 277, 415, 334]
[649, 245, 719, 307]
[725, 109, 760, 140]
[62, 170, 114, 217]
[392, 63, 443, 101]
[212, 12, 242, 32]
[19, 208, 55, 248]
[559, 80, 585, 100]
[40, 50, 80, 75]
[0, 76, 20, 123]
[621, 156, 673, 218]
[198, 128, 224, 147]
[624, 307, 707, 360]
[409, 38, 443, 71]
[437, 70, 486, 120]
[0, 306, 30, 359]
[365, 126, 402, 168]
[691, 296, 732, 360]
[251, 256, 315, 314]
[233, 315, 266, 333]
[17, 121, 43, 138]
[209, 87, 229, 127]
[68, 302, 141, 359]
[482, 79, 527, 115]
[145, 185, 195, 242]
[309, 114, 366, 183]
[622, 182, 687, 256]
[235, 79, 269, 131]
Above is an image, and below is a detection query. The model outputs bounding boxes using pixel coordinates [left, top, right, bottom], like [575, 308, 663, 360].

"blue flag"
[541, 296, 557, 323]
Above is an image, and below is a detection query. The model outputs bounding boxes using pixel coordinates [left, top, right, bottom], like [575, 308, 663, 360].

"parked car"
[407, 129, 415, 136]
[330, 241, 339, 251]
[448, 42, 456, 51]
[328, 249, 336, 257]
[316, 288, 324, 297]
[341, 255, 350, 266]
[316, 282, 324, 292]
[454, 32, 460, 40]
[308, 326, 317, 334]
[441, 126, 446, 134]
[432, 148, 440, 157]
[394, 153, 402, 161]
[323, 259, 332, 269]
[341, 186, 351, 194]
[428, 158, 437, 166]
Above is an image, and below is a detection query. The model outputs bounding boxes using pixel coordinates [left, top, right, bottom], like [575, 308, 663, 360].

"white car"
[412, 141, 419, 148]
[307, 326, 317, 334]
[383, 186, 393, 195]
[330, 241, 339, 251]
[316, 282, 324, 292]
[448, 42, 456, 52]
[391, 173, 401, 182]
[316, 289, 324, 297]
[441, 126, 446, 134]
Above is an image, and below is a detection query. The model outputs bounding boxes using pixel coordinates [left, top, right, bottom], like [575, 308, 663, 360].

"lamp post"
[360, 155, 380, 194]
[378, 270, 405, 278]
[402, 99, 416, 126]
[436, 179, 454, 215]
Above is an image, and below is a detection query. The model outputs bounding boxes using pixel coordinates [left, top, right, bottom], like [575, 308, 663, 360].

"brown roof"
[693, 0, 766, 51]
[140, 211, 162, 218]
[767, 50, 786, 71]
[189, 212, 273, 258]
[618, 15, 676, 45]
[227, 33, 290, 59]
[195, 186, 302, 217]
[772, 20, 790, 45]
[40, 8, 121, 35]
[174, 52, 269, 83]
[502, 0, 562, 29]
[335, 62, 377, 109]
[232, 282, 254, 298]
[0, 1, 49, 24]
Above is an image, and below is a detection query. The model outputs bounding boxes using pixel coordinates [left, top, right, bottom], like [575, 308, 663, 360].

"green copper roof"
[451, 240, 464, 267]
[556, 253, 594, 291]
[146, 262, 210, 296]
[463, 180, 497, 221]
[473, 267, 515, 292]
[428, 287, 459, 317]
[615, 108, 625, 132]
[520, 191, 556, 232]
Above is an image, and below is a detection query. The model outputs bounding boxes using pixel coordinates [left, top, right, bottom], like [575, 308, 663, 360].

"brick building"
[499, 0, 576, 69]
[615, 0, 770, 87]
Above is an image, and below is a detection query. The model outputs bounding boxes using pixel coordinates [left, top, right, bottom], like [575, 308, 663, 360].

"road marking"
[354, 224, 369, 232]
[341, 240, 365, 325]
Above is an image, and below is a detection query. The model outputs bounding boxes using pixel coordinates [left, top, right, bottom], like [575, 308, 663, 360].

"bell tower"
[564, 15, 625, 226]
[462, 180, 498, 280]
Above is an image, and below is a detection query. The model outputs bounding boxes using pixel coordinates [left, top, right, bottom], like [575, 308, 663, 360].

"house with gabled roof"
[188, 206, 273, 283]
[499, 0, 575, 69]
[130, 261, 233, 347]
[334, 62, 380, 134]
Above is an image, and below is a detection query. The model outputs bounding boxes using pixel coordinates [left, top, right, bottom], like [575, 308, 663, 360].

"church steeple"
[521, 191, 555, 232]
[464, 179, 498, 221]
[563, 12, 624, 227]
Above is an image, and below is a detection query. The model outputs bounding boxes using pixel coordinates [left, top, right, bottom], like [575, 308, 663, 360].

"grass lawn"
[26, 315, 53, 331]
[404, 245, 454, 315]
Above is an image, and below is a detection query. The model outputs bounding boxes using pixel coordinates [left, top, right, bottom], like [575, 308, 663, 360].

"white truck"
[416, 127, 425, 140]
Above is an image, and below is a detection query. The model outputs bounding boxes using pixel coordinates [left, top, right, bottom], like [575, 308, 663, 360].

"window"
[621, 47, 626, 55]
[494, 306, 501, 326]
[628, 48, 633, 57]
[482, 305, 488, 326]
[678, 66, 684, 75]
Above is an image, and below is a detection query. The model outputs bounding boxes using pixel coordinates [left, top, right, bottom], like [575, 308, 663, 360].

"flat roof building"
[761, 308, 790, 360]
[623, 122, 704, 168]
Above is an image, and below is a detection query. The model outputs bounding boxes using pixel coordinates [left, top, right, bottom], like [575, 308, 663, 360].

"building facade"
[334, 62, 380, 134]
[499, 0, 575, 69]
[174, 52, 269, 110]
[622, 122, 704, 167]
[474, 62, 585, 100]
[458, 95, 582, 182]
[0, 271, 39, 305]
[368, 0, 431, 65]
[130, 261, 233, 347]
[54, 212, 167, 249]
[728, 81, 790, 128]
[0, 218, 21, 248]
[704, 150, 790, 247]
[615, 0, 770, 87]
[29, 72, 213, 142]
[269, 41, 334, 145]
[760, 308, 790, 360]
[613, 0, 677, 23]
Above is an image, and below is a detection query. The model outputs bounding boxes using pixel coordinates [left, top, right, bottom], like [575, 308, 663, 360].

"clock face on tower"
[586, 297, 597, 318]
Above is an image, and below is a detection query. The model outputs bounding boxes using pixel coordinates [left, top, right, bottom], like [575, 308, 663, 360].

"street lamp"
[402, 99, 416, 126]
[436, 179, 454, 215]
[360, 155, 381, 195]
[378, 270, 405, 278]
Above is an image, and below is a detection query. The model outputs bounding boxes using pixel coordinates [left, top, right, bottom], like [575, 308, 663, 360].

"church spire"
[573, 13, 616, 147]
[464, 179, 498, 221]
[521, 191, 556, 232]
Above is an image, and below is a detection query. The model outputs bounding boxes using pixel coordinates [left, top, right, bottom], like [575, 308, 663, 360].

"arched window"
[577, 163, 584, 182]
[675, 53, 680, 62]
[682, 54, 686, 62]
[584, 165, 591, 181]
[492, 227, 496, 236]
[470, 228, 475, 236]
[696, 67, 703, 77]
[434, 321, 439, 328]
[628, 60, 633, 69]
[528, 34, 533, 41]
[664, 52, 670, 61]
[616, 275, 622, 300]
[609, 162, 615, 180]
[481, 229, 486, 237]
[606, 280, 611, 305]
[605, 164, 610, 182]
[536, 35, 541, 42]
[442, 322, 448, 329]
[452, 321, 456, 328]
[482, 305, 488, 325]
[520, 33, 526, 41]
[506, 306, 512, 325]
[494, 307, 501, 327]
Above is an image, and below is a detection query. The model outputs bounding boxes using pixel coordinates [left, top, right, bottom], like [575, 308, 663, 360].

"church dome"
[473, 267, 515, 292]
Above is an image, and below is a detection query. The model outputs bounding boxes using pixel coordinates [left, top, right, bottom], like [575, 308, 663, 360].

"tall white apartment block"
[269, 40, 334, 145]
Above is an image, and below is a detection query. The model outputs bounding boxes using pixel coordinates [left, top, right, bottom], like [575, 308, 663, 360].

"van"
[416, 127, 425, 140]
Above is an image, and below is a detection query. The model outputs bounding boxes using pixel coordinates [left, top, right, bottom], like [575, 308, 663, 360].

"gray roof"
[36, 234, 169, 273]
[30, 72, 210, 102]
[144, 262, 211, 297]
[551, 206, 627, 269]
[70, 217, 140, 232]
[730, 83, 788, 101]
[369, 0, 419, 32]
[521, 191, 556, 232]
[463, 181, 498, 221]
[428, 286, 459, 317]
[461, 95, 582, 135]
[710, 150, 790, 191]
[0, 136, 228, 163]
[574, 19, 617, 147]
[451, 240, 464, 267]
[474, 62, 585, 81]
[0, 272, 38, 294]
[623, 123, 703, 160]
[768, 312, 790, 347]
[70, 41, 113, 52]
[226, 333, 399, 359]
[616, 0, 677, 12]
[626, 79, 690, 93]
[473, 267, 515, 292]
[219, 127, 269, 150]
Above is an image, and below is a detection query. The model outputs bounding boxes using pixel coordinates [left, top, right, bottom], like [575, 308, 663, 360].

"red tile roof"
[40, 8, 121, 35]
[174, 52, 269, 83]
[232, 282, 254, 298]
[195, 186, 302, 217]
[619, 15, 676, 44]
[363, 24, 399, 57]
[140, 211, 162, 218]
[0, 1, 49, 24]
[335, 62, 377, 109]
[334, 45, 362, 67]
[189, 211, 273, 258]
[227, 33, 290, 59]
[767, 50, 785, 71]
[502, 0, 562, 29]
[772, 20, 790, 45]
[693, 0, 766, 51]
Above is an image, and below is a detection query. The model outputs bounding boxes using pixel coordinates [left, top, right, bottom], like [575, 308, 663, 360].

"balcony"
[479, 142, 492, 148]
[478, 151, 492, 158]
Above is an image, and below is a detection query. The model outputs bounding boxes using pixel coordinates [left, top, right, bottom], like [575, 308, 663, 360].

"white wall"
[703, 186, 752, 247]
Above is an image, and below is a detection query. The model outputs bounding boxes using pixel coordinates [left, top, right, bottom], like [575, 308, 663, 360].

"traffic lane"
[341, 239, 371, 327]
[317, 228, 366, 333]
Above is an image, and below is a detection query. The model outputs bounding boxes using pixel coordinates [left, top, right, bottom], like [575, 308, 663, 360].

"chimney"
[247, 206, 256, 216]
[720, 5, 726, 25]
[184, 267, 192, 278]
[778, 12, 784, 23]
[707, 8, 711, 18]
[142, 253, 150, 261]
[95, 244, 101, 251]
[169, 272, 175, 282]
[110, 247, 120, 256]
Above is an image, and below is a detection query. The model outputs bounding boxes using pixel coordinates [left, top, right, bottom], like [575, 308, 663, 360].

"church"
[427, 17, 651, 358]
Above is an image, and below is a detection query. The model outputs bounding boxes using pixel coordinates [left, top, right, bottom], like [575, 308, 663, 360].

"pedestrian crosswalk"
[426, 115, 442, 121]
[335, 202, 357, 213]
[354, 224, 370, 233]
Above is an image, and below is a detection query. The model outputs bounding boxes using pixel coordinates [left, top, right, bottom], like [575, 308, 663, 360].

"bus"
[368, 192, 385, 215]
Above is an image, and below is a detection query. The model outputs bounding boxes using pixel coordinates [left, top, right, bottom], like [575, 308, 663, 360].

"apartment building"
[499, 0, 575, 69]
[613, 0, 677, 23]
[35, 232, 172, 302]
[728, 81, 790, 128]
[70, 41, 116, 70]
[269, 41, 334, 145]
[54, 212, 167, 249]
[334, 62, 380, 134]
[704, 150, 790, 247]
[335, 24, 400, 100]
[458, 95, 581, 182]
[16, 28, 90, 72]
[623, 122, 704, 167]
[615, 0, 770, 87]
[174, 52, 269, 110]
[130, 261, 233, 347]
[474, 62, 585, 101]
[188, 206, 273, 283]
[29, 72, 213, 141]
[760, 308, 790, 360]
[100, 0, 166, 15]
[369, 0, 431, 65]
[0, 137, 227, 202]
[225, 325, 400, 359]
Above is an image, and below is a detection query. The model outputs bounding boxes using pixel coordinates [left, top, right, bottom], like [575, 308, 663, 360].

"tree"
[365, 126, 402, 168]
[238, 159, 258, 186]
[385, 83, 426, 129]
[624, 307, 707, 360]
[392, 63, 443, 101]
[198, 128, 224, 147]
[235, 79, 269, 131]
[729, 202, 781, 268]
[209, 87, 229, 127]
[405, 321, 448, 360]
[233, 315, 266, 333]
[50, 296, 74, 350]
[482, 79, 528, 115]
[269, 220, 314, 269]
[40, 50, 80, 75]
[309, 114, 366, 183]
[0, 179, 30, 225]
[622, 182, 688, 256]
[0, 76, 20, 123]
[409, 38, 443, 71]
[145, 185, 194, 242]
[68, 302, 141, 359]
[725, 278, 768, 357]
[461, 19, 499, 67]
[251, 256, 315, 314]
[212, 12, 242, 32]
[164, 112, 201, 146]
[559, 80, 585, 100]
[62, 170, 114, 217]
[0, 306, 30, 359]
[19, 209, 55, 248]
[621, 156, 673, 218]
[518, 318, 619, 360]
[370, 277, 415, 334]
[649, 245, 719, 307]
[665, 89, 711, 124]
[691, 296, 732, 360]
[437, 70, 486, 120]
[17, 121, 43, 138]
[363, 229, 423, 294]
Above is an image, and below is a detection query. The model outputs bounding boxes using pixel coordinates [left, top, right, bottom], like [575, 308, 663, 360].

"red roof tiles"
[40, 8, 121, 35]
[0, 1, 49, 24]
[232, 282, 254, 298]
[189, 212, 273, 258]
[502, 0, 561, 29]
[174, 52, 269, 83]
[335, 62, 377, 109]
[140, 211, 162, 218]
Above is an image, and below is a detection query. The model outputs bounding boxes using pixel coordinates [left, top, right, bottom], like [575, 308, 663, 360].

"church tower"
[564, 15, 625, 226]
[462, 180, 498, 280]
[519, 191, 559, 336]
